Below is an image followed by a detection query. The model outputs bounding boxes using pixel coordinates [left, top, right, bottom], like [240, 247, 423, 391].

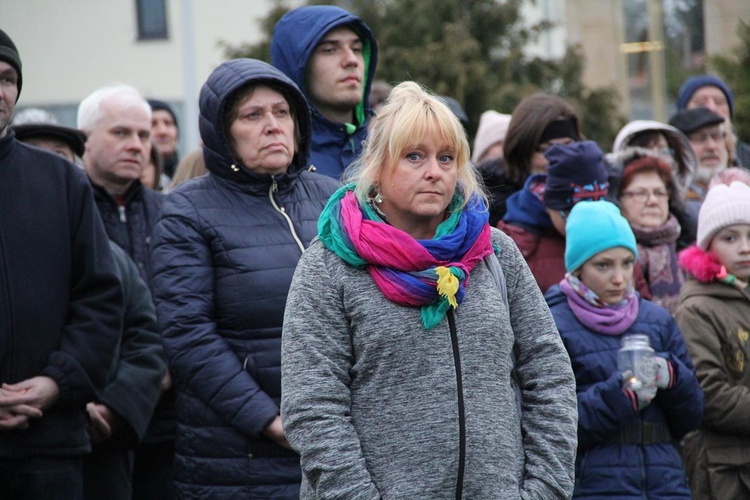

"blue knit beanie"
[676, 75, 734, 117]
[565, 200, 637, 272]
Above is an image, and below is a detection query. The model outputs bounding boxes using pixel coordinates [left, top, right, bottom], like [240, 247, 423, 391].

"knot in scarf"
[560, 274, 639, 335]
[318, 184, 493, 329]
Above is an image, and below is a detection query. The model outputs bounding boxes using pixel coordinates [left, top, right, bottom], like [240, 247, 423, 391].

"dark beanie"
[676, 75, 734, 117]
[147, 99, 179, 129]
[0, 28, 22, 101]
[544, 140, 609, 210]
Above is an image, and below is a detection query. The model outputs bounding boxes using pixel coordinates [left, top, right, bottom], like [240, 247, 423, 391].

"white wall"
[2, 0, 280, 149]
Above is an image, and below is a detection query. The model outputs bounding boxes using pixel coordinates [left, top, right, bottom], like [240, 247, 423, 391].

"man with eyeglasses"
[669, 107, 728, 222]
[676, 74, 750, 169]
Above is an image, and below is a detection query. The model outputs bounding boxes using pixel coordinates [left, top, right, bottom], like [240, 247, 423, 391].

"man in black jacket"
[0, 28, 123, 499]
[77, 84, 175, 500]
[14, 121, 167, 500]
[77, 84, 164, 284]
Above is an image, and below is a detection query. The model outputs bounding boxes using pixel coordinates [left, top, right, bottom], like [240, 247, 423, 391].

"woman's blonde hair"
[345, 81, 485, 210]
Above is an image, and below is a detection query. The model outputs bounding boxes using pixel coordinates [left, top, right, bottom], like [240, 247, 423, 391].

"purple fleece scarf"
[560, 275, 639, 335]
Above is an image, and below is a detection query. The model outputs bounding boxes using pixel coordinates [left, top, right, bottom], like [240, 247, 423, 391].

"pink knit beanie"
[472, 110, 511, 164]
[697, 181, 750, 249]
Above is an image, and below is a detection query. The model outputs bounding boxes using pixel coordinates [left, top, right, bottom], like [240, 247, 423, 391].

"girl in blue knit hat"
[545, 200, 703, 499]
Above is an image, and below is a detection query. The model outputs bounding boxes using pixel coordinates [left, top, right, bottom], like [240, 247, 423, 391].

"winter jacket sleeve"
[575, 370, 640, 450]
[99, 243, 166, 443]
[651, 312, 703, 440]
[676, 297, 750, 435]
[281, 240, 381, 499]
[40, 169, 123, 403]
[150, 191, 279, 438]
[494, 230, 578, 500]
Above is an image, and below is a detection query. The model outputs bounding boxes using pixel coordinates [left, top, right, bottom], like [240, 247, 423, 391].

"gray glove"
[621, 370, 657, 411]
[654, 356, 675, 390]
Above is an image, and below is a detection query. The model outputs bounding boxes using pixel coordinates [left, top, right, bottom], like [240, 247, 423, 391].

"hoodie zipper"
[117, 205, 127, 223]
[448, 309, 466, 500]
[268, 178, 305, 254]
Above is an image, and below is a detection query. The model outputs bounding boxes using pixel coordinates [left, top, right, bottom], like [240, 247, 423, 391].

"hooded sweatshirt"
[271, 5, 378, 180]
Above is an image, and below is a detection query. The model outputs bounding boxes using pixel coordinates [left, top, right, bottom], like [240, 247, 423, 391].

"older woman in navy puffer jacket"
[149, 58, 339, 499]
[545, 201, 703, 499]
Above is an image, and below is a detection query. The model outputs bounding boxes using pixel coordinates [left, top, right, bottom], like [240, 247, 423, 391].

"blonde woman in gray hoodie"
[281, 81, 577, 499]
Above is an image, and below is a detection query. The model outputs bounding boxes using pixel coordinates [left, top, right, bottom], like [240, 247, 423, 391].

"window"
[622, 0, 705, 119]
[136, 0, 168, 40]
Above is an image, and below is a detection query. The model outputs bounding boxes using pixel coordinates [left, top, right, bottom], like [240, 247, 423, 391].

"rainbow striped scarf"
[318, 184, 492, 329]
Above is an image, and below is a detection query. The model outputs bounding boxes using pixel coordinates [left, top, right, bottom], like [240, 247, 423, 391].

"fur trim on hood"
[679, 244, 748, 289]
[605, 146, 687, 216]
[612, 120, 695, 194]
[678, 245, 723, 283]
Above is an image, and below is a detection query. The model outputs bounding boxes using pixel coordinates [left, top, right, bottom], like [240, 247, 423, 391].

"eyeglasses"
[689, 130, 725, 145]
[657, 147, 675, 158]
[620, 189, 669, 203]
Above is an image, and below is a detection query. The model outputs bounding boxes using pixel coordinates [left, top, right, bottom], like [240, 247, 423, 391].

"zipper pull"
[271, 177, 278, 193]
[118, 205, 127, 223]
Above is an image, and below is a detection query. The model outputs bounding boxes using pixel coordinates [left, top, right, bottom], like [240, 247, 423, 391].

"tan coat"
[675, 278, 750, 500]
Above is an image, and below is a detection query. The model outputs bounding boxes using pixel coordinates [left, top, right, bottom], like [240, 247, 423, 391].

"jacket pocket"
[705, 445, 750, 500]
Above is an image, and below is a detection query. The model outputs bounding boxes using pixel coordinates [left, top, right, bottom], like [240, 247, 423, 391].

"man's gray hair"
[77, 84, 151, 132]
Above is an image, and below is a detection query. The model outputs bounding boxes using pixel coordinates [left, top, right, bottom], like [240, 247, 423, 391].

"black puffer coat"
[150, 59, 339, 498]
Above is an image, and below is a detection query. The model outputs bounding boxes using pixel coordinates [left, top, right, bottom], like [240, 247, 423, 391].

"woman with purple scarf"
[281, 81, 577, 499]
[544, 200, 703, 499]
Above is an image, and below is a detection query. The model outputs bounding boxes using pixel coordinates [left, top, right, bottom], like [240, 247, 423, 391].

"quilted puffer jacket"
[150, 58, 339, 499]
[545, 285, 703, 499]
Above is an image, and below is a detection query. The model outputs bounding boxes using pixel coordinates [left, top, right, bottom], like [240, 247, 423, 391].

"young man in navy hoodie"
[271, 5, 378, 180]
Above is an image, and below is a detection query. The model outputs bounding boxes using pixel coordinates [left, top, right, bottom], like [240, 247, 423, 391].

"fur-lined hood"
[679, 245, 749, 293]
[679, 245, 724, 283]
[605, 146, 688, 215]
[612, 120, 695, 194]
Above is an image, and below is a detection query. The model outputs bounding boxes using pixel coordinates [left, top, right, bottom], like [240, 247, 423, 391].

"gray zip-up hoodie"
[282, 227, 577, 499]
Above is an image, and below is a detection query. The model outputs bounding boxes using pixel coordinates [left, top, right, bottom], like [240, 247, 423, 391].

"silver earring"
[374, 191, 383, 204]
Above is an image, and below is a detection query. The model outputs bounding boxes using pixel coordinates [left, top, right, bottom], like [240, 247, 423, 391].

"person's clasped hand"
[0, 377, 59, 430]
[654, 356, 675, 390]
[620, 370, 656, 411]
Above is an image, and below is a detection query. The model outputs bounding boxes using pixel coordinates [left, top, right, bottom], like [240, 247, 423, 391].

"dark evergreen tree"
[222, 0, 625, 150]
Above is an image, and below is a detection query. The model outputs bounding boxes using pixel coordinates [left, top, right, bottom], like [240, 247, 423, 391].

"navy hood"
[503, 174, 553, 228]
[198, 58, 311, 181]
[270, 5, 378, 126]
